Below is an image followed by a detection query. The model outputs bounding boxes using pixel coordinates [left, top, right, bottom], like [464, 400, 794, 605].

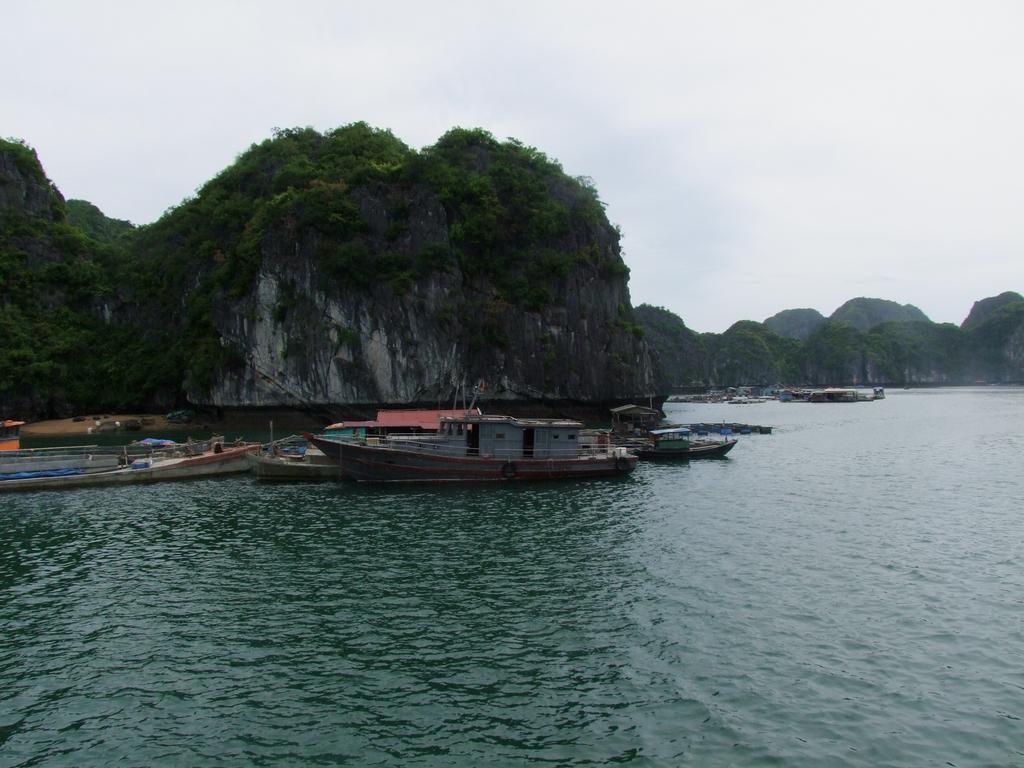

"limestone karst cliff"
[131, 125, 656, 412]
[1, 128, 657, 418]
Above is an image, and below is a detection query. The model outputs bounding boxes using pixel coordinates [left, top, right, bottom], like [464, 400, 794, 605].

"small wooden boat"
[247, 446, 344, 481]
[306, 412, 636, 483]
[0, 441, 257, 493]
[635, 427, 737, 460]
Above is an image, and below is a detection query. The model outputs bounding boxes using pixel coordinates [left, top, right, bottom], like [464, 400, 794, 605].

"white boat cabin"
[438, 414, 583, 458]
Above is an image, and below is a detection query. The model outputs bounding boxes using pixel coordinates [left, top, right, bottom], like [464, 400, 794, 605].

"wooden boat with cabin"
[248, 409, 484, 481]
[306, 412, 636, 483]
[636, 427, 737, 460]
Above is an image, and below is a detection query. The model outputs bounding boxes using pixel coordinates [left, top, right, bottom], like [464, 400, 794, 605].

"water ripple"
[2, 389, 1024, 765]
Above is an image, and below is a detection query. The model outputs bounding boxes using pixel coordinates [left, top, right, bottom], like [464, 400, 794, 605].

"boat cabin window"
[495, 432, 505, 439]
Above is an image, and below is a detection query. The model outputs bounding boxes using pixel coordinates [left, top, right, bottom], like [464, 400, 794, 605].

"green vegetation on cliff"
[633, 305, 705, 390]
[829, 297, 930, 331]
[0, 140, 170, 413]
[2, 126, 645, 416]
[639, 298, 1024, 388]
[5, 131, 1021, 414]
[124, 123, 630, 396]
[961, 291, 1024, 331]
[963, 298, 1024, 380]
[763, 307, 825, 340]
[65, 199, 134, 243]
[704, 321, 801, 385]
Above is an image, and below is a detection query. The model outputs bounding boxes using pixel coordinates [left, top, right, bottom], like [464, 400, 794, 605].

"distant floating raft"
[683, 423, 772, 435]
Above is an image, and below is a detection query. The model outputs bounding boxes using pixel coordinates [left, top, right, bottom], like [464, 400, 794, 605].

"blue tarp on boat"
[0, 468, 84, 481]
[134, 438, 178, 447]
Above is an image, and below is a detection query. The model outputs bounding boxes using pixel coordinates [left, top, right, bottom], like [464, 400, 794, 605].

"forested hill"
[4, 129, 1019, 418]
[961, 292, 1024, 331]
[0, 138, 145, 414]
[829, 297, 930, 331]
[763, 308, 825, 340]
[639, 295, 1024, 388]
[1, 127, 655, 419]
[65, 199, 134, 243]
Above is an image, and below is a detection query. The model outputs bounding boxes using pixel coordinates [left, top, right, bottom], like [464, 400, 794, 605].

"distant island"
[2, 130, 1021, 422]
[637, 293, 1024, 391]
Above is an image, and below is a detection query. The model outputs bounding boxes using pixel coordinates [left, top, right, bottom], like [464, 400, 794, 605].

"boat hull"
[247, 452, 345, 481]
[309, 436, 636, 483]
[637, 439, 737, 460]
[0, 445, 256, 493]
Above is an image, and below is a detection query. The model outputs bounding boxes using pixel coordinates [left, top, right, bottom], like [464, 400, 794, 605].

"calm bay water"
[2, 388, 1023, 766]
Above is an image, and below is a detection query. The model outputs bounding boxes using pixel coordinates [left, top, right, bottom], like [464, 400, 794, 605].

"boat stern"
[1, 420, 25, 451]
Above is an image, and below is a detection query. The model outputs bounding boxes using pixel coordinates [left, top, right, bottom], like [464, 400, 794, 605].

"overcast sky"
[4, 1, 1021, 332]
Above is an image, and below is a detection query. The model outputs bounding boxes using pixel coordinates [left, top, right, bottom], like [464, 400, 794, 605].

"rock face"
[204, 221, 652, 410]
[130, 125, 657, 413]
[962, 293, 1024, 382]
[633, 304, 705, 390]
[0, 142, 64, 220]
[1, 128, 657, 420]
[830, 297, 930, 331]
[763, 308, 825, 340]
[961, 291, 1024, 331]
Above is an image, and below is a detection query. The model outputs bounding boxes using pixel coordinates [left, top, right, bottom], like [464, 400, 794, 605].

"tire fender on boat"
[502, 461, 517, 479]
[615, 456, 631, 472]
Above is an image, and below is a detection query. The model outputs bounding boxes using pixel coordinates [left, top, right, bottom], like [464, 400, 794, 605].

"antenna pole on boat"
[467, 380, 485, 414]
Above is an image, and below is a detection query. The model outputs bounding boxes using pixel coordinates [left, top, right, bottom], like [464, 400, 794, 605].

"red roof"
[374, 408, 481, 430]
[326, 408, 481, 432]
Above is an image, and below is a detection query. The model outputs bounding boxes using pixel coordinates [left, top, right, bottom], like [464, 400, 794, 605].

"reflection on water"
[2, 388, 1023, 766]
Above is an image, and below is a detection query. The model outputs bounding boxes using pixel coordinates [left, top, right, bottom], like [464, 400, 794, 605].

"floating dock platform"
[680, 422, 773, 435]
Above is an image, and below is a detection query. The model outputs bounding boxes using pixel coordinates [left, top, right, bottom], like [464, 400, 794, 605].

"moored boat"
[0, 441, 257, 493]
[307, 412, 636, 483]
[808, 388, 862, 403]
[247, 445, 344, 481]
[807, 387, 885, 402]
[1, 420, 25, 451]
[636, 427, 737, 460]
[322, 407, 484, 441]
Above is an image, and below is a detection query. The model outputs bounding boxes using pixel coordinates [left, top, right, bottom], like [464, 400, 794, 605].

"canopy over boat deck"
[610, 404, 662, 434]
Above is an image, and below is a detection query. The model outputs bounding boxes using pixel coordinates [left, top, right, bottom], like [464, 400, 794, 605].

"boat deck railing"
[0, 437, 228, 468]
